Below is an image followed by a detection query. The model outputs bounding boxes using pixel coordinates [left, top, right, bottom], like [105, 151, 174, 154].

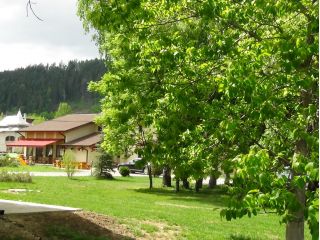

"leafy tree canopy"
[78, 1, 318, 239]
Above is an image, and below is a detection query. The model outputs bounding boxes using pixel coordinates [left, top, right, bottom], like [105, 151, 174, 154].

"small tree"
[54, 102, 72, 118]
[93, 151, 114, 179]
[119, 166, 130, 177]
[62, 149, 76, 178]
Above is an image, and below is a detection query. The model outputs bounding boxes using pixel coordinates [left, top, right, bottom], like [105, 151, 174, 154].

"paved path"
[0, 199, 79, 214]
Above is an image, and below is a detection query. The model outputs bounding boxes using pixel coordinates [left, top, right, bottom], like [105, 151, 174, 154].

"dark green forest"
[0, 59, 106, 115]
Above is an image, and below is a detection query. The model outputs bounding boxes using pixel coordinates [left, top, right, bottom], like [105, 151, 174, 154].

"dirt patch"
[120, 218, 181, 240]
[0, 211, 181, 240]
[0, 211, 134, 240]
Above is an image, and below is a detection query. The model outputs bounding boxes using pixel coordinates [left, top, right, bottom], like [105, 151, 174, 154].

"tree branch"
[26, 0, 43, 21]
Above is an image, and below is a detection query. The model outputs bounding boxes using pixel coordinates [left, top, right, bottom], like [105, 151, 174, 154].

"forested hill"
[0, 59, 106, 114]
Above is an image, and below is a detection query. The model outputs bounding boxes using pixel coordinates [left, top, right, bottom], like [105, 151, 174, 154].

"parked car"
[117, 158, 146, 174]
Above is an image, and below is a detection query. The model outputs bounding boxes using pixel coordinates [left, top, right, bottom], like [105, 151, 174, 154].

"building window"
[5, 136, 15, 142]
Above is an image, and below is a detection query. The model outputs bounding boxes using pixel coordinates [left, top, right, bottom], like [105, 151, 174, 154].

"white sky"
[0, 0, 100, 71]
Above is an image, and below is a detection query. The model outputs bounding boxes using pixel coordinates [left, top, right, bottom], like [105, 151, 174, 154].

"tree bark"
[286, 139, 308, 240]
[182, 178, 190, 189]
[208, 175, 217, 188]
[195, 179, 203, 192]
[285, 186, 306, 240]
[147, 164, 153, 189]
[162, 166, 172, 187]
[224, 173, 230, 185]
[175, 179, 180, 192]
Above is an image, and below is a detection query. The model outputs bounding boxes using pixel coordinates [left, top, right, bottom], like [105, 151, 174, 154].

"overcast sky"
[0, 0, 100, 71]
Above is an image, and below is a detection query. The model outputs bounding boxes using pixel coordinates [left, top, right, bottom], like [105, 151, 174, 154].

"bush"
[0, 155, 19, 167]
[152, 164, 163, 177]
[0, 171, 32, 182]
[93, 151, 114, 179]
[62, 150, 77, 178]
[119, 166, 130, 177]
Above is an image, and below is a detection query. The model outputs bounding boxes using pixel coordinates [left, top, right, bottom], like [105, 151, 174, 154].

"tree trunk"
[162, 166, 172, 187]
[208, 175, 217, 188]
[198, 178, 203, 188]
[147, 165, 153, 189]
[175, 179, 180, 192]
[286, 186, 306, 240]
[286, 139, 308, 240]
[195, 179, 203, 192]
[182, 178, 189, 189]
[224, 173, 230, 185]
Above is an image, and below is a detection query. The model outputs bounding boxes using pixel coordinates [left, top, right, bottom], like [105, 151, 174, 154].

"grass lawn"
[0, 165, 65, 172]
[0, 176, 312, 240]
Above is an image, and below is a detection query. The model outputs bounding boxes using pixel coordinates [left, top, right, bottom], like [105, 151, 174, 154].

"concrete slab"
[0, 199, 80, 214]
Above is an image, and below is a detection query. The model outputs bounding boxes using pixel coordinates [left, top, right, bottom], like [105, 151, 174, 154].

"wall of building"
[24, 132, 64, 140]
[0, 132, 21, 153]
[66, 147, 100, 164]
[65, 124, 98, 142]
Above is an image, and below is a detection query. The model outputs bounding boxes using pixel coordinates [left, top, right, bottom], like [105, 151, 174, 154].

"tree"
[54, 102, 72, 118]
[93, 150, 114, 179]
[78, 1, 318, 239]
[0, 59, 105, 114]
[62, 149, 77, 178]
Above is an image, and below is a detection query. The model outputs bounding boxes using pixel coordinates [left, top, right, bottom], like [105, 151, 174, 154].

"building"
[0, 110, 30, 153]
[6, 114, 101, 168]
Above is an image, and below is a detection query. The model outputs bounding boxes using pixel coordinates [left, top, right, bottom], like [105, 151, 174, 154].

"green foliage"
[0, 171, 32, 182]
[54, 102, 72, 118]
[78, 0, 318, 238]
[0, 59, 106, 114]
[93, 151, 114, 179]
[0, 155, 19, 167]
[119, 166, 130, 177]
[28, 113, 47, 124]
[151, 164, 163, 177]
[62, 150, 77, 178]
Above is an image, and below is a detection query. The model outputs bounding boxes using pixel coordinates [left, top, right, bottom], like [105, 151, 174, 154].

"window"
[5, 136, 15, 142]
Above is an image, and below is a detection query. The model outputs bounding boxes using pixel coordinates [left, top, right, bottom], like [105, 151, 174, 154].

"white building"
[0, 110, 30, 153]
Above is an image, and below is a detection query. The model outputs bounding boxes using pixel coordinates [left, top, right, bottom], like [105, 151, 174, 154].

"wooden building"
[7, 114, 101, 169]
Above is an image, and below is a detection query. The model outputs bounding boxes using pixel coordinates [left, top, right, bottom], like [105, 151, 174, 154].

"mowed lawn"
[0, 165, 65, 172]
[0, 176, 311, 240]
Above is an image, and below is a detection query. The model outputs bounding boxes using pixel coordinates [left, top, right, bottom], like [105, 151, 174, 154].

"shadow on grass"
[227, 234, 263, 240]
[1, 211, 134, 240]
[134, 187, 229, 207]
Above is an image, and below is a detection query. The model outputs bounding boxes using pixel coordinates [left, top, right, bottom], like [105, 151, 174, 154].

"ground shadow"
[134, 187, 229, 207]
[0, 211, 134, 240]
[227, 234, 263, 240]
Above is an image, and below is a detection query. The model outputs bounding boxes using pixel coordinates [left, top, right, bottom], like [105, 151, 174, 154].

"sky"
[0, 0, 100, 71]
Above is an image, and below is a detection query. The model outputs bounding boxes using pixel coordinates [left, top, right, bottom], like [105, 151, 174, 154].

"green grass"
[0, 165, 65, 172]
[0, 176, 312, 240]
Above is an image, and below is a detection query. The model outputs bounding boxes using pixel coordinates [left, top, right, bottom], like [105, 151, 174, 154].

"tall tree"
[54, 102, 72, 118]
[78, 1, 318, 239]
[0, 59, 105, 114]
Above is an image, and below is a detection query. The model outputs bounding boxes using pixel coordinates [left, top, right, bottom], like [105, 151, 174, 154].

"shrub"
[152, 164, 163, 177]
[0, 171, 32, 182]
[0, 155, 19, 167]
[93, 151, 114, 179]
[119, 166, 130, 177]
[62, 149, 77, 178]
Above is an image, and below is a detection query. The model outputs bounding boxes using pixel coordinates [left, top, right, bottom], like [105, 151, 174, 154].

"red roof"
[6, 140, 59, 147]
